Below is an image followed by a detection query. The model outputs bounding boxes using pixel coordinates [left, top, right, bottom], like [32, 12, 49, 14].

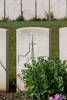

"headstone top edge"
[16, 27, 50, 31]
[0, 28, 8, 31]
[59, 27, 67, 31]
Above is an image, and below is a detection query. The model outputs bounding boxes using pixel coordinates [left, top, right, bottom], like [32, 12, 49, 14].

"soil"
[0, 92, 30, 100]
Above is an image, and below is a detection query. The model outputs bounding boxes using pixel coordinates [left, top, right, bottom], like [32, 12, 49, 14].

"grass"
[0, 21, 67, 89]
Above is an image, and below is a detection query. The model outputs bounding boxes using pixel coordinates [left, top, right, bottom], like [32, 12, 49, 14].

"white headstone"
[0, 0, 4, 20]
[23, 0, 35, 20]
[16, 27, 51, 91]
[54, 0, 66, 19]
[59, 27, 67, 61]
[6, 0, 21, 20]
[0, 28, 9, 91]
[37, 0, 49, 19]
[50, 0, 55, 13]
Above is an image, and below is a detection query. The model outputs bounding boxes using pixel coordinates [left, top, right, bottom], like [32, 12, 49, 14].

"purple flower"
[49, 97, 54, 100]
[61, 96, 66, 100]
[49, 94, 67, 100]
[54, 94, 60, 100]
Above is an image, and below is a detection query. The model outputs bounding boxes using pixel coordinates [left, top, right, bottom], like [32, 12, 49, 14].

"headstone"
[59, 27, 67, 61]
[0, 0, 4, 20]
[54, 0, 66, 19]
[16, 27, 51, 91]
[37, 0, 49, 19]
[6, 0, 21, 20]
[0, 28, 9, 91]
[50, 0, 55, 14]
[23, 0, 35, 20]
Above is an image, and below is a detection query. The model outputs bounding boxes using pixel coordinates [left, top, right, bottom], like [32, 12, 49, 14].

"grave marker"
[23, 0, 35, 20]
[59, 27, 67, 60]
[0, 0, 4, 20]
[16, 27, 51, 91]
[6, 0, 21, 20]
[0, 28, 9, 91]
[54, 0, 66, 19]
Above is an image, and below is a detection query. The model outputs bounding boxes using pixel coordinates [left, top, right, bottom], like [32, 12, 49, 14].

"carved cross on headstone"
[17, 34, 36, 90]
[30, 35, 36, 60]
[0, 58, 6, 71]
[18, 35, 36, 64]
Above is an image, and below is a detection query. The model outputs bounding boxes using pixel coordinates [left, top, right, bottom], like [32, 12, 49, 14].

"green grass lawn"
[0, 21, 67, 84]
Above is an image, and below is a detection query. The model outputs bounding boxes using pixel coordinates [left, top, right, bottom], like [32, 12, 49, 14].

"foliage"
[22, 54, 67, 100]
[15, 91, 31, 100]
[16, 15, 24, 21]
[49, 93, 66, 100]
[9, 77, 16, 92]
[63, 72, 67, 93]
[45, 11, 55, 21]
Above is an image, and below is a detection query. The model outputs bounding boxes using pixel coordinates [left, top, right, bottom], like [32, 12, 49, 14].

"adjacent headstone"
[0, 28, 9, 91]
[23, 0, 35, 20]
[6, 0, 21, 20]
[50, 0, 55, 14]
[0, 0, 4, 20]
[59, 27, 67, 61]
[37, 0, 49, 19]
[54, 0, 66, 19]
[16, 27, 51, 91]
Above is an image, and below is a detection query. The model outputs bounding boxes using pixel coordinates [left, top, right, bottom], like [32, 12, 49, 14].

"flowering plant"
[49, 94, 66, 100]
[22, 54, 67, 100]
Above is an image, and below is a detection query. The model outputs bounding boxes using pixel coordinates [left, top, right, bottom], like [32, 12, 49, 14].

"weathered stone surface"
[50, 0, 55, 13]
[54, 0, 67, 19]
[6, 0, 21, 20]
[0, 28, 9, 91]
[23, 0, 35, 20]
[37, 0, 49, 19]
[16, 27, 51, 91]
[59, 27, 67, 61]
[0, 0, 4, 20]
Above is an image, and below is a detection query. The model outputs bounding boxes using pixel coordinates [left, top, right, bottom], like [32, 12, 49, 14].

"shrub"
[16, 15, 24, 21]
[15, 91, 30, 100]
[22, 54, 67, 100]
[63, 72, 67, 94]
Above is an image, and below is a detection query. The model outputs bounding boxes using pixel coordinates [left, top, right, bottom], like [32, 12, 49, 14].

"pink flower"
[54, 94, 60, 100]
[49, 97, 54, 100]
[49, 94, 66, 100]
